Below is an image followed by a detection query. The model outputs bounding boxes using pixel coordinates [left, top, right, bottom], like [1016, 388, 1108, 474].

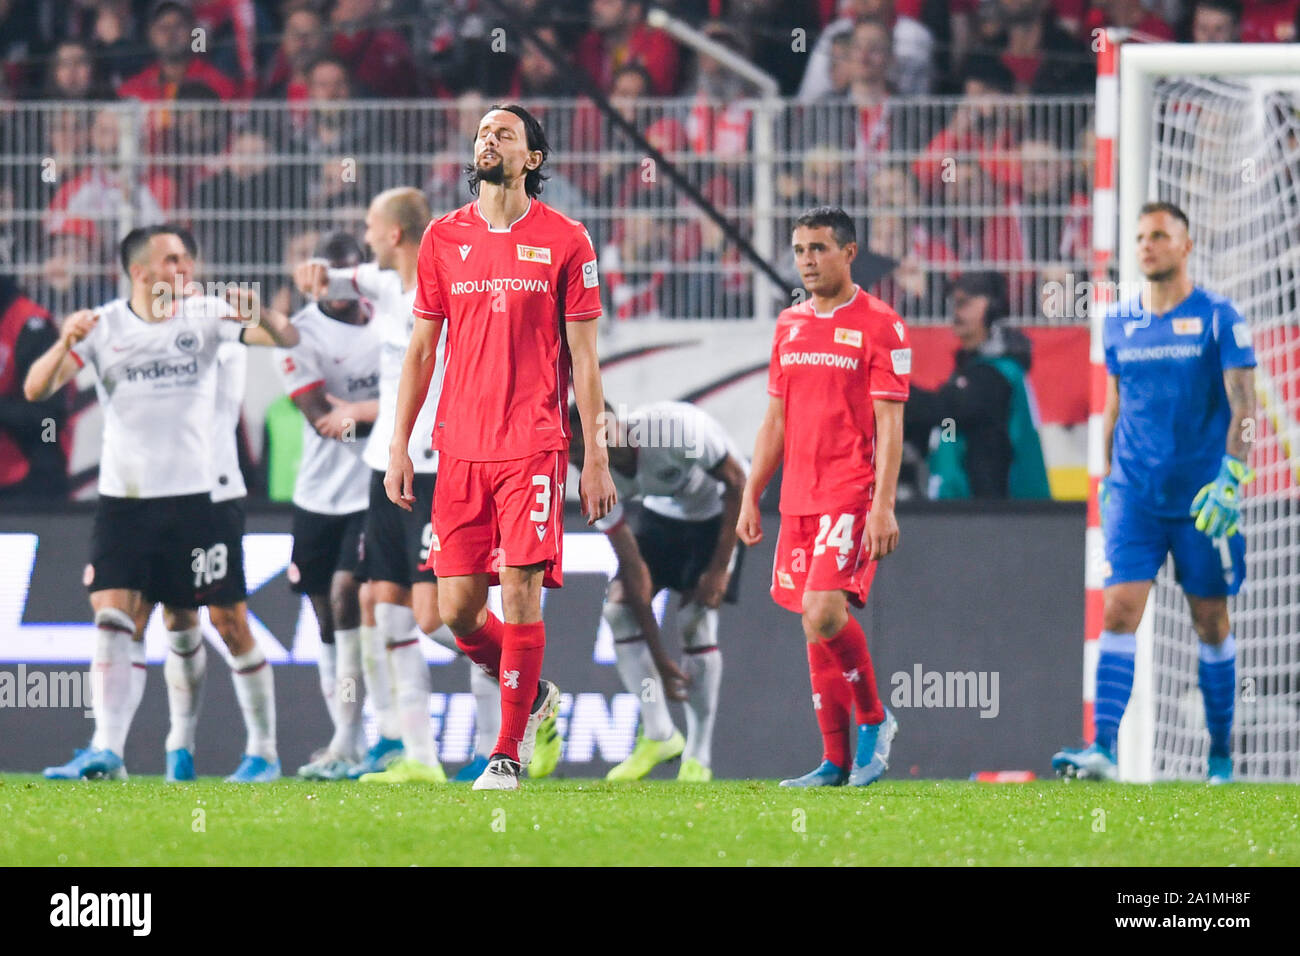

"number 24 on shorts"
[813, 513, 856, 557]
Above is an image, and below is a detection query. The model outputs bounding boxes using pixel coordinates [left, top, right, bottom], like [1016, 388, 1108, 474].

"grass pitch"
[2, 775, 1295, 866]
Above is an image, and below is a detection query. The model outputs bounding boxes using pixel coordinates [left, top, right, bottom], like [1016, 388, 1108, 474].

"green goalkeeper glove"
[1190, 455, 1254, 539]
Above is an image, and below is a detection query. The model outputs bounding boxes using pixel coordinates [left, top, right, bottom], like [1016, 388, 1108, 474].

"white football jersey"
[328, 263, 444, 474]
[595, 401, 747, 529]
[276, 303, 379, 515]
[211, 340, 248, 503]
[72, 296, 243, 499]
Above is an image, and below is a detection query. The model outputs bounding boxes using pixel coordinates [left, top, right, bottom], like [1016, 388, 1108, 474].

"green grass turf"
[2, 775, 1296, 866]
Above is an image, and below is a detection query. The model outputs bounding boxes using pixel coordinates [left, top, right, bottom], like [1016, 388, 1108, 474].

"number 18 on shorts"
[771, 510, 877, 613]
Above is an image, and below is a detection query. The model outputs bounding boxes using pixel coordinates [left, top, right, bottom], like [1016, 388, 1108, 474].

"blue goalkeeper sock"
[1093, 630, 1136, 753]
[1198, 634, 1236, 759]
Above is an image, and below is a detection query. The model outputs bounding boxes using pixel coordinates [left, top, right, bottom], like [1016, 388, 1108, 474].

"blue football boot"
[848, 708, 898, 787]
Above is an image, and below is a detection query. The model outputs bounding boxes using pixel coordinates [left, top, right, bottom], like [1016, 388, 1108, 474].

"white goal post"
[1095, 42, 1300, 782]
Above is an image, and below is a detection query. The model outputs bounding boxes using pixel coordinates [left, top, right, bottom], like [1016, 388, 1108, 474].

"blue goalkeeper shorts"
[1102, 487, 1246, 597]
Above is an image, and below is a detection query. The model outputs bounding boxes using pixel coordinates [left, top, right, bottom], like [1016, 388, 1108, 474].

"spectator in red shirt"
[577, 0, 682, 95]
[329, 0, 418, 98]
[914, 56, 1022, 195]
[865, 162, 956, 315]
[0, 273, 68, 503]
[1241, 0, 1299, 41]
[509, 24, 578, 98]
[261, 6, 329, 100]
[192, 0, 259, 97]
[684, 21, 759, 158]
[1186, 0, 1243, 41]
[1084, 0, 1175, 40]
[118, 1, 239, 102]
[984, 0, 1093, 94]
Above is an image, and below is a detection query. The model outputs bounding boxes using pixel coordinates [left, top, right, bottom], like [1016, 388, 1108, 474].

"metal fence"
[0, 95, 1094, 324]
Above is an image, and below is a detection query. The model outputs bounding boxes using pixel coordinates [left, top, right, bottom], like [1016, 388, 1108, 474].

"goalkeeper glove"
[1190, 455, 1254, 539]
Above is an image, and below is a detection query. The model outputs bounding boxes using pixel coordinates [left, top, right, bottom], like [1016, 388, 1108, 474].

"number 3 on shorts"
[529, 474, 551, 522]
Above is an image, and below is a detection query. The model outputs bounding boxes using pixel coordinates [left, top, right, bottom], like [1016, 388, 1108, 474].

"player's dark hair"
[1139, 200, 1190, 231]
[949, 271, 1010, 327]
[172, 225, 198, 258]
[793, 206, 856, 248]
[465, 103, 551, 199]
[315, 230, 364, 268]
[119, 223, 186, 275]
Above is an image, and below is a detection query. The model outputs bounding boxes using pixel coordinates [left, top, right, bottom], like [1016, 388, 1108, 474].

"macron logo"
[50, 886, 151, 936]
[535, 524, 547, 540]
[459, 245, 472, 261]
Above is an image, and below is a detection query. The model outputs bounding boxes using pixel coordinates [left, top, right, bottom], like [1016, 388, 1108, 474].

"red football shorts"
[428, 450, 567, 587]
[770, 509, 878, 614]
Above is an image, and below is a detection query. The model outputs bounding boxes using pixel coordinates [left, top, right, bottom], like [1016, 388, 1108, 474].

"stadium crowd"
[0, 0, 1285, 317]
[0, 0, 1292, 504]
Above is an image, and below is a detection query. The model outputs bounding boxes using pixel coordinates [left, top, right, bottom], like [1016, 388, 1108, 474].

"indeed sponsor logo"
[346, 371, 379, 392]
[780, 352, 860, 370]
[123, 357, 198, 382]
[449, 278, 551, 295]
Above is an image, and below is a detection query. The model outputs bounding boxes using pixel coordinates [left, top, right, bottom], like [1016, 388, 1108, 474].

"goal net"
[1113, 45, 1300, 782]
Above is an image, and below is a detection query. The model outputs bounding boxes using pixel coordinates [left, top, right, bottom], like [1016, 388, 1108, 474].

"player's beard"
[468, 159, 508, 191]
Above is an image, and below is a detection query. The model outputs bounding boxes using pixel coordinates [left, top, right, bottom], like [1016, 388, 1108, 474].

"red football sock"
[493, 621, 547, 762]
[807, 640, 853, 769]
[822, 615, 885, 726]
[454, 612, 504, 678]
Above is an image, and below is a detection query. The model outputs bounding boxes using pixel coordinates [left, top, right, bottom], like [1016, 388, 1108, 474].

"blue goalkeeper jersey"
[1104, 285, 1256, 517]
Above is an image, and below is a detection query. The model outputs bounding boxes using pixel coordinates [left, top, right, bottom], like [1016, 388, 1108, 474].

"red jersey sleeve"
[868, 312, 911, 401]
[563, 226, 602, 321]
[767, 319, 786, 398]
[412, 225, 445, 320]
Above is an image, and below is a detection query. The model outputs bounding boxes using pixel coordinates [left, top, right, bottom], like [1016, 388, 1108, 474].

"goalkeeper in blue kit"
[1053, 202, 1256, 783]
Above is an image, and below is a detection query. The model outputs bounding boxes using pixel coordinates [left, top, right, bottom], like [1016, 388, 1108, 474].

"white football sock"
[682, 650, 722, 766]
[163, 626, 206, 753]
[89, 608, 135, 756]
[392, 626, 438, 766]
[614, 639, 676, 742]
[376, 602, 436, 764]
[128, 639, 147, 720]
[426, 622, 459, 654]
[680, 605, 721, 767]
[230, 647, 276, 762]
[318, 640, 339, 728]
[470, 661, 500, 756]
[360, 622, 400, 741]
[329, 628, 363, 761]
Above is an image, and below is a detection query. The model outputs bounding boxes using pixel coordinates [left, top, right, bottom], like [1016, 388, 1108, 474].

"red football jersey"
[413, 198, 602, 461]
[767, 286, 911, 516]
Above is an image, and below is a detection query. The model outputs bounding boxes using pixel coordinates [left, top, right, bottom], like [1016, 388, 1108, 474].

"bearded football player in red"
[387, 104, 617, 790]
